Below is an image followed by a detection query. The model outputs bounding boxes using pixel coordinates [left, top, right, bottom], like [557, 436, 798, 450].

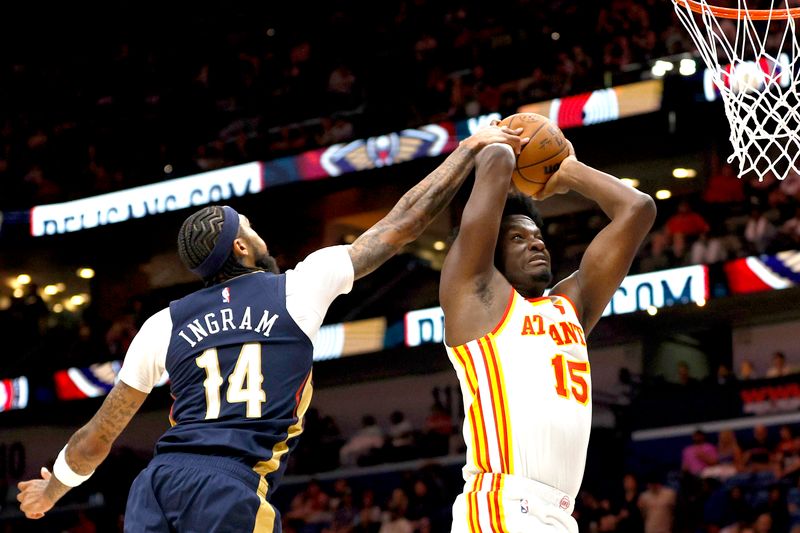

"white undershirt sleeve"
[117, 308, 172, 393]
[285, 245, 355, 342]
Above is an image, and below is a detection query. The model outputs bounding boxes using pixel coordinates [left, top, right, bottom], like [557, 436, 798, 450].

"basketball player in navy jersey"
[440, 139, 656, 532]
[17, 125, 528, 532]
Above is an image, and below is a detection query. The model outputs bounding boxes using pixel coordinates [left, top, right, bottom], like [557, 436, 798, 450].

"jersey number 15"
[551, 354, 590, 405]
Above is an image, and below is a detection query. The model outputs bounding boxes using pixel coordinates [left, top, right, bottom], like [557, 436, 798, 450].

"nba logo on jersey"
[221, 287, 231, 303]
[559, 496, 570, 510]
[520, 499, 529, 514]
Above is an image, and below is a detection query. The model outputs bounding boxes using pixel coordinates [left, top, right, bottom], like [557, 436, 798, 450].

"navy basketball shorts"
[124, 452, 280, 533]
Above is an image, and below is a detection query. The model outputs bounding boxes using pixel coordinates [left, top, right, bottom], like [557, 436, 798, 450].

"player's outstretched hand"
[460, 122, 530, 155]
[533, 141, 577, 201]
[17, 467, 55, 519]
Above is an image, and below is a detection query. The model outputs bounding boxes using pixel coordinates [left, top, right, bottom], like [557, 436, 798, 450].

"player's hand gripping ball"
[498, 113, 569, 196]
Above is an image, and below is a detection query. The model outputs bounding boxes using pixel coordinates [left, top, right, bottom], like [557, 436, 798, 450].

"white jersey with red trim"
[446, 288, 591, 499]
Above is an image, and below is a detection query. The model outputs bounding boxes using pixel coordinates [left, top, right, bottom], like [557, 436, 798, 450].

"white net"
[672, 0, 800, 180]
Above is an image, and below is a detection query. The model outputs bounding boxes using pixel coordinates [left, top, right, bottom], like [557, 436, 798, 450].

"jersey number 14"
[196, 342, 266, 419]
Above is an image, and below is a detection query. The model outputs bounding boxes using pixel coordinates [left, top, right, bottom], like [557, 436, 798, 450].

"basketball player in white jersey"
[440, 138, 656, 532]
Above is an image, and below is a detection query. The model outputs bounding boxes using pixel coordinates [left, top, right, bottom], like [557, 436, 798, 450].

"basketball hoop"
[672, 0, 800, 181]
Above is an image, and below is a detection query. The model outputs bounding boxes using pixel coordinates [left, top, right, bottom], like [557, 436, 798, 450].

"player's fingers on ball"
[535, 180, 559, 200]
[41, 467, 51, 480]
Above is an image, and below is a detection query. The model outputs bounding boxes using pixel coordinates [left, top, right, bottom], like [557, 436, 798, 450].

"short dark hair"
[177, 206, 254, 286]
[500, 191, 545, 229]
[447, 192, 546, 253]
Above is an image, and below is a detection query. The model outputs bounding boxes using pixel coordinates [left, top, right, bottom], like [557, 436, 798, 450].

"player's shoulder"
[548, 273, 583, 319]
[286, 245, 354, 284]
[142, 307, 172, 330]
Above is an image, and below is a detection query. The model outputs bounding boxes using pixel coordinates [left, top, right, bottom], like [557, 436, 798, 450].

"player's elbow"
[475, 143, 515, 174]
[79, 437, 112, 465]
[630, 193, 657, 228]
[393, 207, 434, 246]
[70, 426, 113, 465]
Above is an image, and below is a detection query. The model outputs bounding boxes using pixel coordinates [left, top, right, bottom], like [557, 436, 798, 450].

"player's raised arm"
[16, 382, 148, 519]
[346, 125, 525, 280]
[439, 142, 517, 292]
[547, 156, 656, 334]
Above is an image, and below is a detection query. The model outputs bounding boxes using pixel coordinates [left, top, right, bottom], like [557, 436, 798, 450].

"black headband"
[191, 206, 240, 279]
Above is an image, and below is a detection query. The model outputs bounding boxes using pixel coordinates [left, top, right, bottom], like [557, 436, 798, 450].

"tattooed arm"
[347, 125, 526, 280]
[17, 382, 147, 518]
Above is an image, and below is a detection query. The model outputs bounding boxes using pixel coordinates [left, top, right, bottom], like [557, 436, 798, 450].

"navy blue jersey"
[155, 271, 312, 497]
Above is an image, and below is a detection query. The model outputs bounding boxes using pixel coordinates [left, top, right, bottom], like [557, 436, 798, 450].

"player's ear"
[231, 237, 249, 259]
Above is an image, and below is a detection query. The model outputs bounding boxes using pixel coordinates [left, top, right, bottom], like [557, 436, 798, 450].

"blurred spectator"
[766, 351, 796, 378]
[751, 512, 773, 533]
[761, 486, 790, 533]
[597, 498, 620, 532]
[711, 363, 738, 387]
[407, 478, 440, 524]
[639, 230, 673, 272]
[638, 471, 677, 533]
[329, 478, 354, 511]
[744, 205, 778, 254]
[316, 117, 355, 146]
[340, 415, 385, 467]
[320, 416, 346, 467]
[702, 429, 743, 481]
[689, 229, 728, 265]
[616, 473, 645, 533]
[675, 360, 699, 388]
[666, 200, 711, 259]
[742, 425, 777, 474]
[422, 402, 453, 457]
[326, 63, 360, 112]
[379, 488, 412, 533]
[703, 162, 746, 206]
[106, 312, 139, 359]
[717, 485, 756, 530]
[780, 168, 800, 201]
[682, 430, 719, 476]
[286, 480, 333, 532]
[776, 425, 800, 479]
[777, 204, 800, 248]
[386, 411, 415, 462]
[324, 482, 356, 533]
[354, 489, 382, 533]
[738, 359, 759, 380]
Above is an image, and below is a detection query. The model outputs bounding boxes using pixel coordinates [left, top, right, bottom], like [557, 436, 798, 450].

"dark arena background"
[2, 1, 800, 532]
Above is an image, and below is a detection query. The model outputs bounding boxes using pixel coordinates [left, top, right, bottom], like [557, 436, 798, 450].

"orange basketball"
[499, 113, 569, 196]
